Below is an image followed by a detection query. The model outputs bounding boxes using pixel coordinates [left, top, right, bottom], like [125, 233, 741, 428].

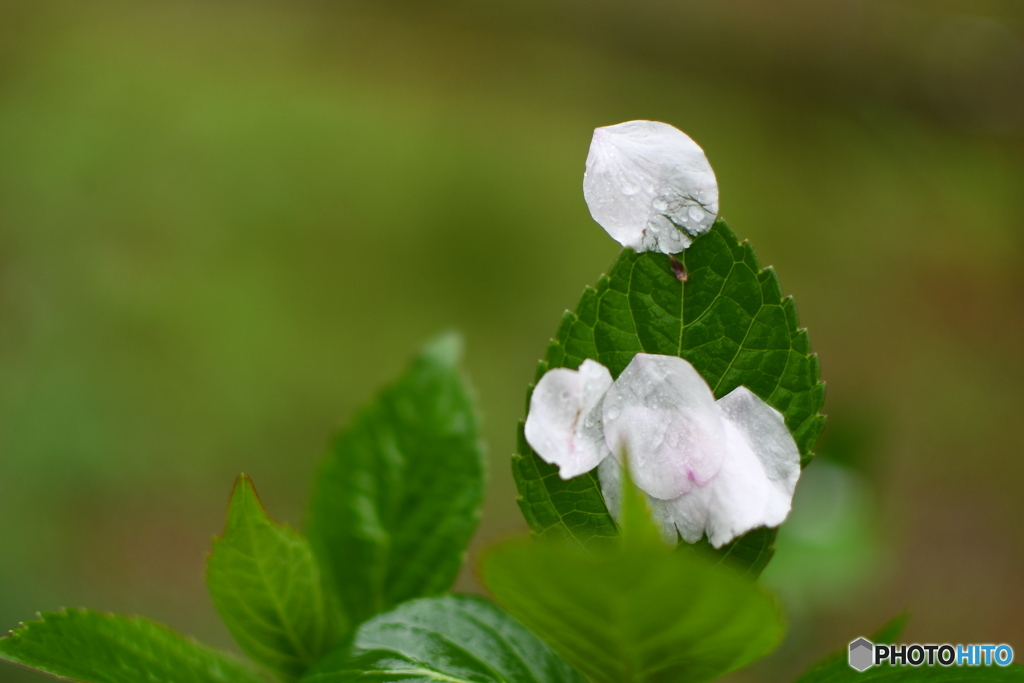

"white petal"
[717, 386, 801, 495]
[597, 458, 677, 544]
[602, 354, 725, 500]
[524, 359, 614, 479]
[696, 388, 801, 548]
[583, 120, 719, 255]
[664, 479, 713, 544]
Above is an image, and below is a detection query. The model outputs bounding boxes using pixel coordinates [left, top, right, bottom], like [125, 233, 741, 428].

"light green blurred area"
[2, 1, 1024, 681]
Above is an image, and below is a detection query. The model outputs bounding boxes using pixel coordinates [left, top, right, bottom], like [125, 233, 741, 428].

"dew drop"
[607, 405, 621, 420]
[687, 205, 705, 222]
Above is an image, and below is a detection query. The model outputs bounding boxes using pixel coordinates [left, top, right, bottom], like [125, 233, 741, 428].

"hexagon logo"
[849, 637, 874, 671]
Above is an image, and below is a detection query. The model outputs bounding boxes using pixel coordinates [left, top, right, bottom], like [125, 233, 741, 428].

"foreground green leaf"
[208, 474, 343, 680]
[0, 610, 265, 683]
[481, 533, 784, 683]
[307, 333, 486, 626]
[514, 219, 826, 571]
[795, 613, 1024, 682]
[303, 595, 586, 683]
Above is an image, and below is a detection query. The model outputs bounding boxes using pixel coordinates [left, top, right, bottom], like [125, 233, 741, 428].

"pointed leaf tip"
[209, 475, 344, 680]
[419, 330, 463, 366]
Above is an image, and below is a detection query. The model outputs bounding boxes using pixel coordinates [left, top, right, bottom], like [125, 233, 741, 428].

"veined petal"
[583, 120, 719, 254]
[524, 359, 614, 479]
[602, 354, 725, 500]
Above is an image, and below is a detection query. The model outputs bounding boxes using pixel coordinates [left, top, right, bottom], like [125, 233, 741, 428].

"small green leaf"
[514, 220, 826, 572]
[0, 609, 266, 683]
[302, 595, 586, 683]
[307, 333, 486, 626]
[481, 534, 784, 683]
[795, 613, 1024, 682]
[208, 474, 344, 680]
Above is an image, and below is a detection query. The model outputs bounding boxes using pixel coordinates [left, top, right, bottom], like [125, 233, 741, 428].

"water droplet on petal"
[583, 120, 719, 254]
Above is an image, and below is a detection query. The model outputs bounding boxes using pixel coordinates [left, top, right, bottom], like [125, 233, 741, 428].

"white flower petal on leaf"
[525, 353, 801, 549]
[663, 478, 714, 544]
[596, 357, 801, 548]
[524, 359, 614, 480]
[717, 386, 802, 494]
[663, 386, 800, 548]
[583, 120, 719, 254]
[602, 354, 725, 500]
[703, 386, 801, 547]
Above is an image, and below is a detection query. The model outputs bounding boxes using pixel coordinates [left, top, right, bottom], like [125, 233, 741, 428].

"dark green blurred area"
[2, 1, 1023, 681]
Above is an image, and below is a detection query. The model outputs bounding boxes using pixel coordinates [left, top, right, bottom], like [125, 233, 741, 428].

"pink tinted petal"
[524, 360, 614, 480]
[602, 354, 725, 500]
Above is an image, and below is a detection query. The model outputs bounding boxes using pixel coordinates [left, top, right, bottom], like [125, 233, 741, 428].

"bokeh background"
[2, 0, 1023, 680]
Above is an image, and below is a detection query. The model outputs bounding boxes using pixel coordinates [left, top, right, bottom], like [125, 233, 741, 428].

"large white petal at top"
[601, 354, 725, 500]
[524, 359, 614, 480]
[583, 120, 719, 255]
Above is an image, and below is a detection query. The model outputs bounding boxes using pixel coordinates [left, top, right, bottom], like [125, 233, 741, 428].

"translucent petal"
[664, 479, 713, 544]
[717, 386, 801, 495]
[524, 359, 614, 479]
[583, 120, 719, 255]
[690, 388, 801, 548]
[602, 354, 724, 500]
[597, 458, 677, 544]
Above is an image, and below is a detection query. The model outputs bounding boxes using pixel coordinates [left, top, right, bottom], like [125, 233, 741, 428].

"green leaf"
[795, 666, 1024, 682]
[513, 219, 826, 570]
[0, 609, 266, 683]
[480, 534, 785, 683]
[792, 611, 907, 678]
[795, 613, 1024, 682]
[207, 474, 344, 681]
[307, 333, 486, 626]
[302, 595, 586, 683]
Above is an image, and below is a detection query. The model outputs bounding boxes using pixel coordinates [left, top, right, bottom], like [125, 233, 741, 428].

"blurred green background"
[2, 0, 1023, 680]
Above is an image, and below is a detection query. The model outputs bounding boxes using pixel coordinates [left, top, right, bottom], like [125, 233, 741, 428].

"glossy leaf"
[307, 334, 486, 626]
[481, 534, 785, 683]
[514, 219, 826, 571]
[208, 474, 343, 680]
[0, 609, 265, 683]
[302, 595, 586, 683]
